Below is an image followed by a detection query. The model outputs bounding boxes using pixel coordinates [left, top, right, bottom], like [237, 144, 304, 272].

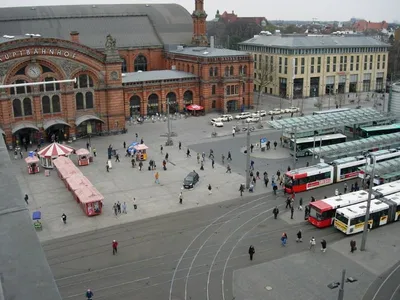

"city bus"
[284, 149, 400, 193]
[284, 163, 334, 193]
[312, 108, 351, 115]
[359, 123, 400, 138]
[290, 133, 347, 157]
[334, 192, 400, 235]
[308, 179, 400, 228]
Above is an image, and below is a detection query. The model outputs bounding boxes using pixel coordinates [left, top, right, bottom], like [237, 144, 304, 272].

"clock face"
[26, 64, 41, 79]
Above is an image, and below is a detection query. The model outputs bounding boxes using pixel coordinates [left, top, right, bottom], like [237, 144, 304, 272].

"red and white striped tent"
[38, 142, 75, 168]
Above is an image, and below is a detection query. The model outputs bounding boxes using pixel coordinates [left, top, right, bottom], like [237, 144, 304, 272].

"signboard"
[0, 48, 77, 62]
[260, 138, 267, 148]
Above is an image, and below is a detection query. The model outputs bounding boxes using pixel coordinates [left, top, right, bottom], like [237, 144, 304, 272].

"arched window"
[243, 65, 247, 75]
[212, 85, 216, 95]
[183, 90, 193, 104]
[209, 67, 214, 77]
[214, 67, 218, 76]
[239, 66, 243, 75]
[166, 92, 177, 114]
[134, 54, 147, 72]
[13, 99, 22, 117]
[121, 58, 127, 73]
[147, 93, 159, 115]
[224, 66, 229, 76]
[11, 80, 31, 95]
[130, 95, 141, 116]
[74, 74, 94, 89]
[52, 95, 61, 113]
[191, 65, 195, 73]
[76, 92, 84, 110]
[42, 96, 51, 114]
[230, 66, 234, 76]
[23, 98, 33, 116]
[85, 92, 94, 109]
[40, 77, 60, 92]
[186, 64, 190, 72]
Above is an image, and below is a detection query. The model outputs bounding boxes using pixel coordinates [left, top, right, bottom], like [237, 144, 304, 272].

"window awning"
[43, 119, 71, 130]
[12, 123, 39, 134]
[75, 115, 105, 127]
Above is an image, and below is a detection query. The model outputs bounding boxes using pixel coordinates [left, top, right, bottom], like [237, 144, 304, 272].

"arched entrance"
[147, 94, 159, 116]
[12, 123, 40, 147]
[43, 119, 71, 142]
[75, 115, 105, 138]
[129, 95, 141, 117]
[183, 90, 193, 106]
[166, 92, 178, 114]
[227, 100, 239, 112]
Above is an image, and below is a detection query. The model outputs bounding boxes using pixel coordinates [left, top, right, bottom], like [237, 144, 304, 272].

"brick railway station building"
[0, 0, 253, 145]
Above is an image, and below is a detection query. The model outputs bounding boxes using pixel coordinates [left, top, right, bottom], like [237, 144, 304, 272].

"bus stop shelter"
[308, 132, 400, 159]
[268, 108, 395, 139]
[358, 157, 400, 184]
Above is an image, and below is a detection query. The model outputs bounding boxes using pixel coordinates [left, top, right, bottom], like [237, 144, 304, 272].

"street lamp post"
[245, 122, 251, 189]
[360, 155, 377, 251]
[337, 269, 346, 300]
[166, 99, 173, 146]
[293, 126, 297, 169]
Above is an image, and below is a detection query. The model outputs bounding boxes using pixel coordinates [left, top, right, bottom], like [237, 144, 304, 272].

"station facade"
[0, 0, 253, 145]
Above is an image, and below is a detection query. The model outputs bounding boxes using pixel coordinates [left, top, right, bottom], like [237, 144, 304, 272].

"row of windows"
[129, 91, 194, 106]
[121, 55, 148, 73]
[225, 85, 240, 96]
[245, 45, 388, 55]
[209, 65, 248, 77]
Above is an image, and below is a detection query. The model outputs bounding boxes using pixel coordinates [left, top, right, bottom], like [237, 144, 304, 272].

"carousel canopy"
[38, 142, 75, 158]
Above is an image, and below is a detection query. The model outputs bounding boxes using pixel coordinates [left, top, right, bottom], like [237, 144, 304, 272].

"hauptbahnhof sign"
[0, 48, 77, 62]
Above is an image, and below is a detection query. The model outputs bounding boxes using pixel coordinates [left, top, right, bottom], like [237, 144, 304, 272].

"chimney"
[70, 31, 80, 43]
[210, 36, 215, 49]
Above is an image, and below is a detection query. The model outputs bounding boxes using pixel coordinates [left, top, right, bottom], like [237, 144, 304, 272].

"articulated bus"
[290, 133, 347, 157]
[308, 180, 400, 228]
[359, 123, 400, 138]
[312, 108, 351, 115]
[334, 192, 400, 235]
[284, 149, 400, 193]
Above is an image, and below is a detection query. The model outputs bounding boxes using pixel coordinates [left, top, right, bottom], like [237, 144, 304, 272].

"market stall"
[134, 144, 149, 161]
[25, 156, 40, 174]
[75, 148, 90, 166]
[127, 142, 138, 156]
[186, 104, 204, 116]
[74, 185, 104, 216]
[65, 175, 92, 198]
[37, 142, 75, 168]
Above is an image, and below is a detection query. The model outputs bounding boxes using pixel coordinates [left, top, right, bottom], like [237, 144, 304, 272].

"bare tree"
[256, 58, 276, 109]
[314, 97, 324, 110]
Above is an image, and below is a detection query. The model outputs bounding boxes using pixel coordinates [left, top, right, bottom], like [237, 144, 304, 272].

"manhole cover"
[265, 286, 272, 291]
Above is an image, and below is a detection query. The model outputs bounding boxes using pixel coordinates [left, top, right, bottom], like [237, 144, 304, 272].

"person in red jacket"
[112, 240, 118, 255]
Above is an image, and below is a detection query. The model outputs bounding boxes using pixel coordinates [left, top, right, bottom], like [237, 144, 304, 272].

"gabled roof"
[0, 4, 193, 49]
[240, 34, 390, 48]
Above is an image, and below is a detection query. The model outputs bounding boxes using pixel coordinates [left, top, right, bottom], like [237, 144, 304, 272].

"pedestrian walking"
[239, 184, 244, 196]
[106, 161, 110, 172]
[208, 184, 212, 195]
[179, 141, 182, 150]
[187, 149, 191, 157]
[248, 245, 255, 260]
[309, 237, 316, 251]
[274, 141, 277, 150]
[179, 192, 183, 204]
[250, 160, 254, 170]
[86, 141, 90, 150]
[281, 233, 288, 246]
[273, 206, 279, 219]
[135, 133, 138, 141]
[155, 172, 160, 184]
[113, 203, 118, 216]
[344, 182, 348, 194]
[212, 158, 215, 168]
[321, 239, 327, 252]
[299, 197, 303, 210]
[117, 201, 121, 214]
[112, 240, 118, 255]
[296, 230, 302, 242]
[350, 240, 357, 253]
[138, 161, 143, 171]
[93, 147, 97, 157]
[20, 151, 23, 159]
[62, 213, 67, 224]
[86, 289, 93, 300]
[221, 154, 225, 164]
[232, 129, 235, 137]
[160, 145, 163, 154]
[24, 194, 29, 205]
[197, 153, 200, 164]
[250, 144, 254, 153]
[290, 206, 294, 219]
[115, 153, 120, 162]
[256, 171, 260, 179]
[285, 197, 291, 209]
[226, 164, 232, 173]
[227, 151, 232, 161]
[123, 141, 126, 149]
[122, 202, 127, 214]
[165, 153, 169, 162]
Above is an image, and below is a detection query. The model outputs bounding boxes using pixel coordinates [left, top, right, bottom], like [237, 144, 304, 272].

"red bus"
[308, 191, 371, 228]
[284, 163, 334, 194]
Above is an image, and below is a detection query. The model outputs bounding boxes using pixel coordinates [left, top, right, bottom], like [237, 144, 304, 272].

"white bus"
[290, 133, 347, 156]
[312, 108, 351, 115]
[334, 192, 400, 235]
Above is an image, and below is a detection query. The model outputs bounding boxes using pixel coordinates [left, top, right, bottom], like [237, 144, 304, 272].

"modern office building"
[240, 34, 389, 99]
[0, 0, 253, 145]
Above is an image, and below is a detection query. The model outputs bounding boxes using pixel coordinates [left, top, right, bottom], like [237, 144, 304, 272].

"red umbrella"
[186, 104, 204, 111]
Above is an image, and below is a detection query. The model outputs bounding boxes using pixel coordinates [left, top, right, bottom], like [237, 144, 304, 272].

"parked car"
[268, 108, 284, 115]
[221, 114, 233, 122]
[246, 116, 260, 123]
[211, 118, 224, 127]
[183, 171, 200, 189]
[259, 110, 267, 117]
[235, 112, 252, 119]
[252, 110, 267, 117]
[285, 106, 300, 113]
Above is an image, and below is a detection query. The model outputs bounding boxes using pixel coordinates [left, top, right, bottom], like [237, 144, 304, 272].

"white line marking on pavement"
[373, 261, 400, 300]
[168, 195, 267, 300]
[206, 206, 275, 300]
[390, 283, 400, 300]
[184, 201, 266, 300]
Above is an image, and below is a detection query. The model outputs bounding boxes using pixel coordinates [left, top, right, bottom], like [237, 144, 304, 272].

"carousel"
[37, 142, 75, 168]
